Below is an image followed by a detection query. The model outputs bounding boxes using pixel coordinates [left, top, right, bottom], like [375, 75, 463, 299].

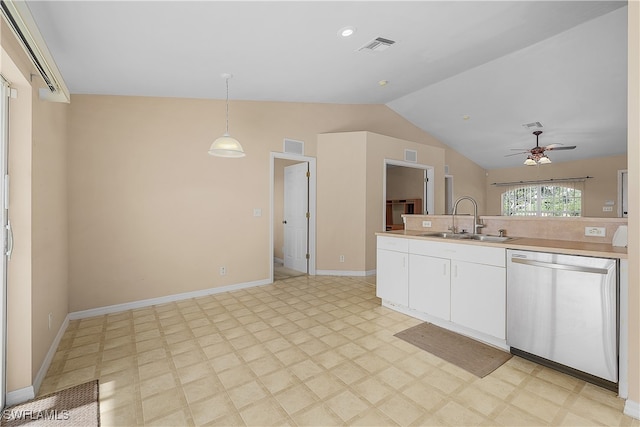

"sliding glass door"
[0, 76, 10, 409]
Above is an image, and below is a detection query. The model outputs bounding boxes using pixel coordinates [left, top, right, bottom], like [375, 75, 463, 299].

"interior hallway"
[39, 275, 637, 426]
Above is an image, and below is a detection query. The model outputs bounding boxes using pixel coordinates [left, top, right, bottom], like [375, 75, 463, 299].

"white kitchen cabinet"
[376, 237, 409, 306]
[400, 238, 506, 343]
[409, 254, 450, 320]
[450, 260, 506, 339]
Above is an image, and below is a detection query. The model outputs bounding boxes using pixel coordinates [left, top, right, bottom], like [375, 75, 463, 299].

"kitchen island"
[375, 228, 629, 397]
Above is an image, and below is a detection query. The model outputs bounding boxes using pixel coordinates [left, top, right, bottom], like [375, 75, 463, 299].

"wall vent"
[522, 121, 543, 129]
[283, 138, 304, 155]
[358, 37, 396, 52]
[404, 149, 417, 163]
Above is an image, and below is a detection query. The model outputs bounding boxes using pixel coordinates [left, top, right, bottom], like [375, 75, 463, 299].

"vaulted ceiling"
[26, 1, 628, 169]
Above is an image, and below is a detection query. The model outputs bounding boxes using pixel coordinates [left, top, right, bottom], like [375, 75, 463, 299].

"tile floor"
[40, 275, 638, 426]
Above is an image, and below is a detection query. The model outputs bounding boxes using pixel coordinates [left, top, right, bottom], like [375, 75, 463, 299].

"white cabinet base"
[381, 299, 509, 351]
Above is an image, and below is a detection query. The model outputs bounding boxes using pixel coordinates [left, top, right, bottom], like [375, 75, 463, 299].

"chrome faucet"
[451, 196, 484, 235]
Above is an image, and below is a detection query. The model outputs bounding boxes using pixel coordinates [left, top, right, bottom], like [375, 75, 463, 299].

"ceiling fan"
[506, 130, 577, 165]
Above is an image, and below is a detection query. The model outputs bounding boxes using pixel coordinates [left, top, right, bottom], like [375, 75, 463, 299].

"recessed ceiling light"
[378, 80, 389, 86]
[462, 115, 470, 120]
[338, 26, 356, 37]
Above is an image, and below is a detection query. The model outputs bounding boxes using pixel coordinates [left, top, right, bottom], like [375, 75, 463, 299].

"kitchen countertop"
[376, 230, 628, 259]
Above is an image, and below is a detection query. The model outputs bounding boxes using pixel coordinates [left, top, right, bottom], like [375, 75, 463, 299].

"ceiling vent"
[522, 121, 543, 129]
[358, 37, 396, 53]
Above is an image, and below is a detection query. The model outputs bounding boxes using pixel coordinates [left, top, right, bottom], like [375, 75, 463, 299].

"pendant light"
[208, 73, 245, 158]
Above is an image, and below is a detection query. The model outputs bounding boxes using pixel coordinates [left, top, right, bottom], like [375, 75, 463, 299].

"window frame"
[501, 183, 583, 217]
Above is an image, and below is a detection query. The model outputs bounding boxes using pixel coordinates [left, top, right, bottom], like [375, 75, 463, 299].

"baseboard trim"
[6, 315, 69, 406]
[33, 315, 70, 395]
[69, 278, 272, 320]
[624, 399, 640, 420]
[5, 385, 34, 407]
[316, 269, 376, 277]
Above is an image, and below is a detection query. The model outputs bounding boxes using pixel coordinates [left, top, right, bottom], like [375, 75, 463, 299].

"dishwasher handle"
[510, 257, 610, 275]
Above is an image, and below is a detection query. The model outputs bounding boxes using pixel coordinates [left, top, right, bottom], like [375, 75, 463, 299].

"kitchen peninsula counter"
[377, 230, 628, 259]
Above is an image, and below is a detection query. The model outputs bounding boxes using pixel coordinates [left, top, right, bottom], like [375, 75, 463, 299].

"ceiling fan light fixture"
[538, 155, 551, 164]
[524, 157, 537, 166]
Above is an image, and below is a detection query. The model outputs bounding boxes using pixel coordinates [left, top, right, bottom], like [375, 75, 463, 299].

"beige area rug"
[394, 323, 512, 378]
[1, 380, 99, 427]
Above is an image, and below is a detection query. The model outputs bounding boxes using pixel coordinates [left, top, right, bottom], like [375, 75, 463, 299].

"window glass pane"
[501, 184, 581, 216]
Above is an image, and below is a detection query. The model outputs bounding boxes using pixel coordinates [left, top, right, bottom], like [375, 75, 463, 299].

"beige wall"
[1, 22, 69, 393]
[316, 131, 446, 273]
[68, 97, 483, 311]
[31, 79, 69, 381]
[366, 132, 446, 271]
[316, 132, 368, 271]
[446, 147, 489, 215]
[485, 155, 627, 217]
[626, 0, 639, 408]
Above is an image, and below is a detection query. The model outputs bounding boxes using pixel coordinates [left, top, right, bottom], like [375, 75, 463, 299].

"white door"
[0, 78, 10, 409]
[283, 162, 308, 273]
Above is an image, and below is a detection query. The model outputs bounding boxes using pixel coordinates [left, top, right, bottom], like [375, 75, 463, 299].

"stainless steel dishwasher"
[507, 249, 618, 390]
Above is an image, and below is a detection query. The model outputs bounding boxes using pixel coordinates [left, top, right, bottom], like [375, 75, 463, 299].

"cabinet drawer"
[377, 236, 409, 252]
[409, 239, 505, 267]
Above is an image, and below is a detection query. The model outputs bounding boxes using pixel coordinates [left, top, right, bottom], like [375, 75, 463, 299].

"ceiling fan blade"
[545, 145, 577, 151]
[509, 148, 533, 151]
[505, 151, 529, 157]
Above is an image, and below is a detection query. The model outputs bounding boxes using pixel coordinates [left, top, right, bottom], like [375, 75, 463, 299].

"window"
[502, 184, 582, 216]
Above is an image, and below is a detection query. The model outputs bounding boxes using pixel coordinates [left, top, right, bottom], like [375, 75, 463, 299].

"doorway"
[383, 159, 434, 230]
[270, 153, 316, 282]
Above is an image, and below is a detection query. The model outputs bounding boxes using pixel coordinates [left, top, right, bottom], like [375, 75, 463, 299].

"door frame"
[383, 159, 435, 230]
[0, 76, 9, 410]
[270, 152, 316, 281]
[618, 169, 628, 218]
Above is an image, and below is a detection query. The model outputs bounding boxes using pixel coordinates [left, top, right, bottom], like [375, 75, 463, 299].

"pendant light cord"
[225, 77, 230, 134]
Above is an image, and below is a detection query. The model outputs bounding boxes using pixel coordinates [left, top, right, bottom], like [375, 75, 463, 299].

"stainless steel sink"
[466, 234, 516, 243]
[419, 232, 470, 239]
[419, 232, 516, 243]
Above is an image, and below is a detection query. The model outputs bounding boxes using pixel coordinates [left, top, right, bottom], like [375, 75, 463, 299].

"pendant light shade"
[209, 73, 245, 158]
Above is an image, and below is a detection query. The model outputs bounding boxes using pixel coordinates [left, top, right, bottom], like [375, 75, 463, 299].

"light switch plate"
[585, 227, 606, 237]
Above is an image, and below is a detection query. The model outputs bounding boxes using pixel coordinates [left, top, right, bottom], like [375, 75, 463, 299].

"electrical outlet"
[219, 267, 226, 276]
[422, 221, 432, 228]
[339, 255, 345, 263]
[585, 227, 606, 237]
[602, 206, 613, 212]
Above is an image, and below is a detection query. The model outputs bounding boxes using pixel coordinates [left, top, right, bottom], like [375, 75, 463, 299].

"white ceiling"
[25, 1, 628, 170]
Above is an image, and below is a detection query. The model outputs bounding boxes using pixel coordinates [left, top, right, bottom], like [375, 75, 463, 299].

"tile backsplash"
[403, 215, 628, 245]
